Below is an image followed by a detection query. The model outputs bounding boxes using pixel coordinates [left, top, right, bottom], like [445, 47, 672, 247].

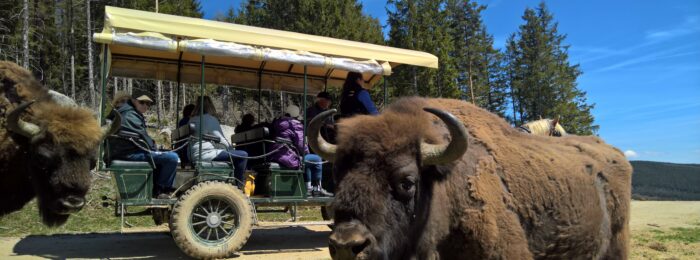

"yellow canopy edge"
[102, 6, 438, 69]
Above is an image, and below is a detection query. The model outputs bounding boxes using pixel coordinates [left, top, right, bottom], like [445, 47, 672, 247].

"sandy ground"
[1, 201, 699, 259]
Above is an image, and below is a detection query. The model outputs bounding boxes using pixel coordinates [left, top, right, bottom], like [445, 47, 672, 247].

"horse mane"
[521, 119, 567, 136]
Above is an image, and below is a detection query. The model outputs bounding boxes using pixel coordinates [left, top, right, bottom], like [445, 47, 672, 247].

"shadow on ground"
[11, 226, 330, 259]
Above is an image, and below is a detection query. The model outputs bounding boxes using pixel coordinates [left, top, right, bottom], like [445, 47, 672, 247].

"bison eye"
[400, 178, 415, 191]
[394, 176, 416, 201]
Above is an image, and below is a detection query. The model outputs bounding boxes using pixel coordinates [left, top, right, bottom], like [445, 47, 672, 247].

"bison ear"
[551, 117, 560, 127]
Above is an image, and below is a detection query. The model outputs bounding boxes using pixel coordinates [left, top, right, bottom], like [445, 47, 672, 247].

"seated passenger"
[305, 91, 337, 144]
[339, 72, 379, 118]
[189, 96, 248, 186]
[270, 105, 332, 197]
[235, 113, 256, 133]
[178, 104, 195, 127]
[109, 93, 179, 198]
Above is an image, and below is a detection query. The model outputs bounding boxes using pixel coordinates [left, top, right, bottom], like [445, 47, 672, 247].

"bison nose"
[329, 222, 373, 259]
[61, 195, 85, 210]
[329, 235, 370, 259]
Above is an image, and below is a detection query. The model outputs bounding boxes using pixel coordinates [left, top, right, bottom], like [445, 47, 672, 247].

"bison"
[0, 61, 119, 226]
[309, 97, 632, 259]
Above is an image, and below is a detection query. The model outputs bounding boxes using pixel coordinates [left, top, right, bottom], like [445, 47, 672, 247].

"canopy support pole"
[303, 65, 308, 140]
[175, 51, 183, 129]
[98, 44, 109, 170]
[257, 62, 265, 122]
[197, 55, 205, 170]
[383, 77, 388, 108]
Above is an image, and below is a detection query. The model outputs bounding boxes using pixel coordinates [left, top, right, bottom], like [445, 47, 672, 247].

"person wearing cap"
[108, 93, 179, 198]
[339, 72, 379, 117]
[270, 105, 333, 197]
[188, 96, 248, 187]
[305, 91, 332, 121]
[306, 91, 337, 145]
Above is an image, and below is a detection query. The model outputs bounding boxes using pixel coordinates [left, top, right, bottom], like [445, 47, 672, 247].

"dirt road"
[0, 224, 331, 259]
[2, 201, 699, 259]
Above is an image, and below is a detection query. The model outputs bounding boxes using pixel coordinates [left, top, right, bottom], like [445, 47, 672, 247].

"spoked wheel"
[170, 181, 254, 259]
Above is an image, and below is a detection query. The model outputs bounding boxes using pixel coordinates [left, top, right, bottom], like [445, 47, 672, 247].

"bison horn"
[308, 109, 337, 161]
[6, 101, 42, 138]
[101, 109, 122, 138]
[421, 108, 469, 165]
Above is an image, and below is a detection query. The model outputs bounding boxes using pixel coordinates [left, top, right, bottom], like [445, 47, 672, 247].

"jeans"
[123, 151, 179, 195]
[304, 154, 323, 185]
[213, 149, 248, 184]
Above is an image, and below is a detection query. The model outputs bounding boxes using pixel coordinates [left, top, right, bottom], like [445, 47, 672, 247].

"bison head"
[309, 101, 468, 259]
[6, 100, 119, 226]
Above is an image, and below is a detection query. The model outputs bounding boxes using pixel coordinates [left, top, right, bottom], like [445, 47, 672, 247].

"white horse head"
[518, 118, 567, 137]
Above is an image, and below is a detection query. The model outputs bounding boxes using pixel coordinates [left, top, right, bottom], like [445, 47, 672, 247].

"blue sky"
[201, 0, 700, 164]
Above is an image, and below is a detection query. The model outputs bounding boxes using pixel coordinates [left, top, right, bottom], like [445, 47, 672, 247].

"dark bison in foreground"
[0, 61, 118, 226]
[309, 97, 632, 259]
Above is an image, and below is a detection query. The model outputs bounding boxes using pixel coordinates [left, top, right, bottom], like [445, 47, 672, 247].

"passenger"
[305, 91, 332, 120]
[305, 91, 337, 145]
[189, 96, 248, 186]
[235, 113, 256, 133]
[109, 93, 179, 198]
[178, 104, 195, 127]
[270, 105, 333, 197]
[339, 72, 378, 117]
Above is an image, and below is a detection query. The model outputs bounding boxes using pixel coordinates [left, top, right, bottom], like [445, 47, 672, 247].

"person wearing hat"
[108, 92, 179, 198]
[270, 104, 333, 197]
[305, 91, 332, 121]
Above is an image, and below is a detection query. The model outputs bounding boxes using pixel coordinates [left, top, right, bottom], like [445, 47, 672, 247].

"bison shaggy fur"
[328, 97, 632, 259]
[0, 61, 103, 226]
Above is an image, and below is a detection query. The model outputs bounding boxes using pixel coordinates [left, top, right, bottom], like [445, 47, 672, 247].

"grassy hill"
[631, 161, 700, 200]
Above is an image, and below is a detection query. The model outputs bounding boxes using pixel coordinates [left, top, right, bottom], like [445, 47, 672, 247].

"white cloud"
[624, 150, 638, 158]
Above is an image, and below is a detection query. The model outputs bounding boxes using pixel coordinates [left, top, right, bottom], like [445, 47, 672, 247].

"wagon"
[94, 6, 438, 259]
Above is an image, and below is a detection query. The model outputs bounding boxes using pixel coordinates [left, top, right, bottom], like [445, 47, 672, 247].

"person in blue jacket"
[339, 72, 378, 117]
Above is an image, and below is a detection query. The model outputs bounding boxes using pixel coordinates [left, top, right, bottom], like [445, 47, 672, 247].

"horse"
[517, 118, 567, 137]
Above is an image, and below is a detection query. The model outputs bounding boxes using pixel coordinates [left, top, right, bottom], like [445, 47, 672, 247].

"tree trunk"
[87, 0, 95, 108]
[157, 80, 163, 127]
[69, 0, 76, 99]
[113, 77, 118, 98]
[128, 78, 133, 94]
[468, 63, 475, 105]
[169, 81, 174, 118]
[182, 84, 186, 108]
[22, 0, 29, 68]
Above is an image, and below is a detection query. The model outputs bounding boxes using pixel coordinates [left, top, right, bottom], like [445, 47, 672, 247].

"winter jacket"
[108, 100, 156, 160]
[269, 116, 308, 169]
[339, 84, 378, 117]
[188, 114, 231, 162]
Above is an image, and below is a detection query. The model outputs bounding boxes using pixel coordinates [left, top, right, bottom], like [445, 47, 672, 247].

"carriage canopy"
[93, 6, 438, 94]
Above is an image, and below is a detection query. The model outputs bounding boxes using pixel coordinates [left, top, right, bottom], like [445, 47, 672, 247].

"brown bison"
[309, 97, 632, 259]
[0, 61, 119, 226]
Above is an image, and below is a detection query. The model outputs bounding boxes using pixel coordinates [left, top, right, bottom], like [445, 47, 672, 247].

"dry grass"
[630, 201, 700, 260]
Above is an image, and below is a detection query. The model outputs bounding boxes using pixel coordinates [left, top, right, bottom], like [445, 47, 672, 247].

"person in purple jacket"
[270, 105, 333, 197]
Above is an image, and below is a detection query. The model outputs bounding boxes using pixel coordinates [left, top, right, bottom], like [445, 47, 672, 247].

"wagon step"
[255, 221, 332, 228]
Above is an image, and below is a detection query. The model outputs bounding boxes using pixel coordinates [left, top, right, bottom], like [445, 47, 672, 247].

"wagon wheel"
[170, 181, 254, 259]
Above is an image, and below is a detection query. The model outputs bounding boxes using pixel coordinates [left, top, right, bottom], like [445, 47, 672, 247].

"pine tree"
[505, 2, 597, 134]
[387, 0, 458, 99]
[447, 0, 507, 115]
